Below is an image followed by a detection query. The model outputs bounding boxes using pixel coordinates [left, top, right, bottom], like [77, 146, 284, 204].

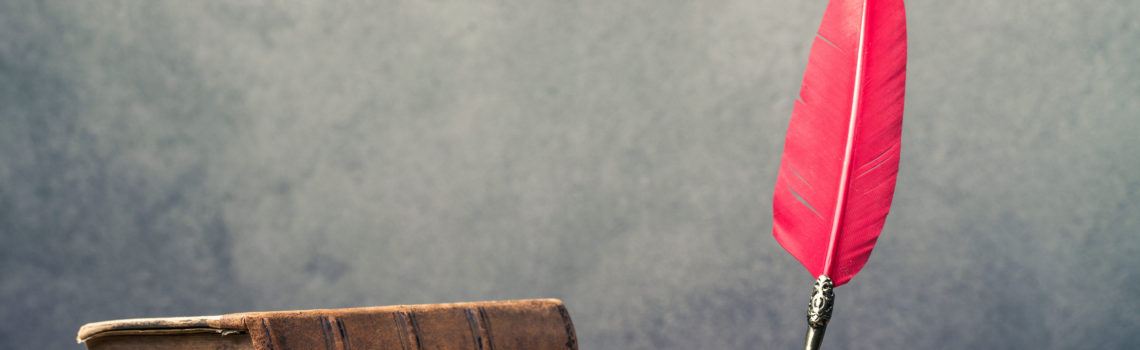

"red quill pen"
[771, 0, 906, 348]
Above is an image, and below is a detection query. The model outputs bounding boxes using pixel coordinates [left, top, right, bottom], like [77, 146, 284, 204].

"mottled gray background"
[2, 0, 1138, 349]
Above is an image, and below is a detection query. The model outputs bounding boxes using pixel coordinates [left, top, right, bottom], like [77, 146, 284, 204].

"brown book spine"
[78, 299, 577, 350]
[221, 299, 576, 350]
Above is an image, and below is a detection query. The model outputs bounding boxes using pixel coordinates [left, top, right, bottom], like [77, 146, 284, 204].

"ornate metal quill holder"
[804, 275, 835, 350]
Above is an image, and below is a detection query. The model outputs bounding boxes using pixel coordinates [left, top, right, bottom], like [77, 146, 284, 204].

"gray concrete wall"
[2, 1, 1138, 348]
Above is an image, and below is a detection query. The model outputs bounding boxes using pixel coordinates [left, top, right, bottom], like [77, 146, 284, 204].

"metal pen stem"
[803, 275, 835, 350]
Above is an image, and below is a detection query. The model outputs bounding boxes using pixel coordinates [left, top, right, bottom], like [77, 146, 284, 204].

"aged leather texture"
[79, 299, 577, 350]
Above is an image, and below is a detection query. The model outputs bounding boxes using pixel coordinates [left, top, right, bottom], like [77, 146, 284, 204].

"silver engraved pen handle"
[804, 275, 834, 350]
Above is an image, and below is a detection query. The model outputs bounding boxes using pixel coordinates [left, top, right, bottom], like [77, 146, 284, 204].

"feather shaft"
[824, 1, 868, 276]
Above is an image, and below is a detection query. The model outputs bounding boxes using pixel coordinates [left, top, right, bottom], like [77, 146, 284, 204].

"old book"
[77, 299, 577, 350]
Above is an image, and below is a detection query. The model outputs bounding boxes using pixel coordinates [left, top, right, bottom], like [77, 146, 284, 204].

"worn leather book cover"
[77, 299, 577, 350]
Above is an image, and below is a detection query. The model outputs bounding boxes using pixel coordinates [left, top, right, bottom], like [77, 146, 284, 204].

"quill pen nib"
[804, 275, 835, 350]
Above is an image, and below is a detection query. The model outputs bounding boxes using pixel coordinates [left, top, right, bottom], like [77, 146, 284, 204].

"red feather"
[772, 0, 907, 287]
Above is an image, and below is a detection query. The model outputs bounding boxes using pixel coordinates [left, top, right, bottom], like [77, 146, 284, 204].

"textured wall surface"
[2, 1, 1138, 349]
